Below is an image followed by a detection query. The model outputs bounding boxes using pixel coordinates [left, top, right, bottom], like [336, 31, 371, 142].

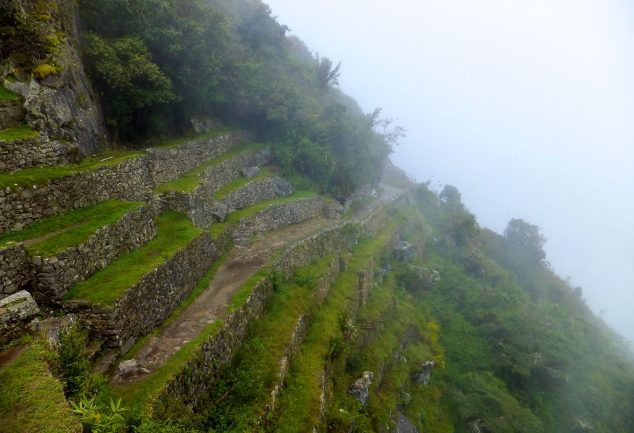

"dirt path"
[0, 345, 24, 371]
[112, 184, 406, 385]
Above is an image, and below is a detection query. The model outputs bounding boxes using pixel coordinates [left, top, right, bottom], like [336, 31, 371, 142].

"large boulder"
[349, 371, 374, 405]
[0, 290, 40, 346]
[412, 360, 435, 385]
[274, 178, 293, 197]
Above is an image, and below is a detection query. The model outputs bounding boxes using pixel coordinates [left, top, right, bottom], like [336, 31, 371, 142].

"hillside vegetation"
[1, 1, 633, 433]
[76, 0, 401, 199]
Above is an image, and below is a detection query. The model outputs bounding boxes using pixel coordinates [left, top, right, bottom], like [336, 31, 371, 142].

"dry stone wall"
[31, 206, 157, 305]
[155, 200, 399, 410]
[0, 244, 31, 297]
[65, 232, 225, 349]
[0, 131, 245, 233]
[64, 196, 336, 349]
[0, 135, 81, 172]
[146, 132, 249, 186]
[228, 197, 328, 241]
[193, 147, 272, 198]
[216, 176, 284, 215]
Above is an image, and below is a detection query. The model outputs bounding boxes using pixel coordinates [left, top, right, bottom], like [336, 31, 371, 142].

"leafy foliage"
[77, 0, 397, 198]
[401, 184, 634, 433]
[0, 0, 64, 73]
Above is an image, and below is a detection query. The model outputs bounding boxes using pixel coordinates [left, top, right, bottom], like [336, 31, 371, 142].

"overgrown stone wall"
[64, 196, 338, 349]
[31, 206, 157, 305]
[0, 135, 82, 172]
[146, 132, 249, 186]
[193, 146, 272, 198]
[155, 200, 398, 410]
[0, 131, 246, 233]
[161, 174, 286, 230]
[216, 176, 283, 215]
[65, 232, 224, 349]
[0, 244, 31, 297]
[227, 197, 328, 241]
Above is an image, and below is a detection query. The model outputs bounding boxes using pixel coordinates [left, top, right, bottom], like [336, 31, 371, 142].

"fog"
[265, 0, 634, 343]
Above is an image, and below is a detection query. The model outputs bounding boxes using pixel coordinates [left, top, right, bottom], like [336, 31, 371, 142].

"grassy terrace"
[0, 200, 142, 256]
[0, 84, 19, 101]
[112, 275, 269, 415]
[65, 211, 202, 305]
[210, 190, 317, 238]
[0, 129, 232, 190]
[270, 222, 398, 433]
[0, 124, 38, 142]
[0, 149, 143, 189]
[0, 338, 82, 433]
[113, 319, 223, 416]
[203, 255, 337, 431]
[154, 142, 266, 194]
[122, 251, 230, 361]
[326, 280, 438, 430]
[214, 167, 273, 200]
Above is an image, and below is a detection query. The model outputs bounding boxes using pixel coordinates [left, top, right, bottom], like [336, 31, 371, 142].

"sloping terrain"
[1, 1, 633, 433]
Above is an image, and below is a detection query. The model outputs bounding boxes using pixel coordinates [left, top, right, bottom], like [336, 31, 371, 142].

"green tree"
[83, 34, 176, 138]
[503, 218, 546, 265]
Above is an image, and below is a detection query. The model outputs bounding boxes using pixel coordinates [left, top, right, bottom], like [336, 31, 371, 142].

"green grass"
[154, 143, 265, 194]
[271, 223, 398, 433]
[0, 149, 143, 189]
[0, 200, 142, 255]
[65, 211, 202, 305]
[210, 191, 316, 239]
[0, 84, 19, 101]
[214, 168, 272, 200]
[0, 124, 38, 141]
[0, 338, 82, 433]
[203, 256, 338, 432]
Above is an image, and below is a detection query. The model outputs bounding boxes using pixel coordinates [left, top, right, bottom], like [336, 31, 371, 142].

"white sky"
[265, 0, 634, 343]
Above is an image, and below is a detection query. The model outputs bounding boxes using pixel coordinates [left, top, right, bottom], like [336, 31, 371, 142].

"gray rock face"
[274, 178, 293, 197]
[394, 240, 417, 261]
[212, 202, 229, 223]
[349, 371, 374, 405]
[412, 360, 436, 385]
[0, 99, 24, 129]
[0, 290, 40, 345]
[395, 413, 419, 433]
[3, 0, 108, 156]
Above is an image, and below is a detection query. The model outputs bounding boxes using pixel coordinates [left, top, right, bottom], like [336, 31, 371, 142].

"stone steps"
[0, 200, 155, 302]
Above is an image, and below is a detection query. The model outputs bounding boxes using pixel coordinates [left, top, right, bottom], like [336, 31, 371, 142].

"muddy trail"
[112, 184, 405, 385]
